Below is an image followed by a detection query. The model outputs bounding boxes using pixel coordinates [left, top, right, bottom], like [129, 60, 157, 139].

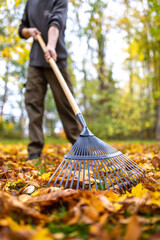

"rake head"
[47, 114, 145, 193]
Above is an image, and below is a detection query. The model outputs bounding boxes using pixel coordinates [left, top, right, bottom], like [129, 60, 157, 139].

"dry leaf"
[124, 215, 141, 240]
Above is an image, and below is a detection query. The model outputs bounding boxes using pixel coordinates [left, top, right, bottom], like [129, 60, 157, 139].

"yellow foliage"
[29, 229, 53, 240]
[7, 217, 32, 232]
[131, 183, 148, 198]
[1, 47, 12, 58]
[41, 172, 52, 180]
[31, 190, 40, 197]
[15, 0, 21, 8]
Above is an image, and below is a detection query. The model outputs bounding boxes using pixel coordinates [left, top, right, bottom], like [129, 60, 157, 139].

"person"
[18, 0, 80, 160]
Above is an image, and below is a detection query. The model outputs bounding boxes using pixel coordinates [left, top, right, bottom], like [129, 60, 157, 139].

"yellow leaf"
[15, 179, 23, 184]
[131, 183, 148, 198]
[41, 172, 51, 180]
[7, 217, 32, 232]
[31, 190, 40, 197]
[105, 191, 120, 202]
[15, 0, 21, 8]
[114, 203, 123, 211]
[29, 229, 53, 240]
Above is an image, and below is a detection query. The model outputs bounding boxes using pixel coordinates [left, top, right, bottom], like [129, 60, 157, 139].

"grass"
[0, 136, 159, 145]
[0, 136, 68, 145]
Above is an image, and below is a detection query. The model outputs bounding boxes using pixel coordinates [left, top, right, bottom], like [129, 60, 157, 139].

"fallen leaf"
[23, 185, 35, 194]
[124, 215, 141, 240]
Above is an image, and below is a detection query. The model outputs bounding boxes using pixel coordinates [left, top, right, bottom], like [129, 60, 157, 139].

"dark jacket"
[19, 0, 68, 69]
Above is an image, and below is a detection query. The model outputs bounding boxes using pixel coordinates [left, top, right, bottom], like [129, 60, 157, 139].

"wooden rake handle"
[37, 34, 81, 115]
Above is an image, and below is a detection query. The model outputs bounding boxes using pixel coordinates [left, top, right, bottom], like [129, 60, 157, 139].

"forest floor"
[0, 140, 160, 240]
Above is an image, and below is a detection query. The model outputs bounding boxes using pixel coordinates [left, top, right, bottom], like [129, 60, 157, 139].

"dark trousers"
[25, 66, 80, 155]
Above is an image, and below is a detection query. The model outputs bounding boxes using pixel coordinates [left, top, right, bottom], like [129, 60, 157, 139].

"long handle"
[37, 34, 81, 115]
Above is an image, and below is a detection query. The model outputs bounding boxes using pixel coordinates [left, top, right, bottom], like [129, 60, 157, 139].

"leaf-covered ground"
[0, 141, 160, 240]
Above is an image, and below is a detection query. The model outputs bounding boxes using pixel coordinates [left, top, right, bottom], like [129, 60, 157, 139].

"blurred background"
[0, 0, 160, 141]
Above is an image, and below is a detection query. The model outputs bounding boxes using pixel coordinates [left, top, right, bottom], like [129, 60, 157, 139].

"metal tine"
[87, 138, 92, 156]
[104, 158, 126, 190]
[91, 139, 103, 156]
[124, 156, 145, 177]
[82, 160, 85, 190]
[87, 160, 91, 190]
[59, 160, 72, 187]
[115, 155, 142, 181]
[97, 160, 111, 190]
[91, 160, 98, 190]
[53, 159, 69, 187]
[73, 143, 81, 156]
[64, 159, 76, 189]
[113, 156, 138, 185]
[94, 141, 105, 155]
[82, 143, 86, 190]
[123, 155, 144, 172]
[89, 141, 101, 190]
[100, 159, 125, 193]
[118, 155, 142, 173]
[91, 141, 119, 190]
[77, 160, 82, 189]
[91, 141, 114, 189]
[107, 157, 132, 188]
[93, 159, 103, 190]
[107, 156, 135, 185]
[47, 158, 66, 187]
[119, 155, 144, 180]
[70, 139, 81, 156]
[70, 160, 79, 188]
[67, 142, 76, 155]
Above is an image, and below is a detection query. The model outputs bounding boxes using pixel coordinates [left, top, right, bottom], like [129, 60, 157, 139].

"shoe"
[25, 153, 40, 161]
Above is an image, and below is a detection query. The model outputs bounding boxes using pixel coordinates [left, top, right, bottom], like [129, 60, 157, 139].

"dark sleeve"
[48, 0, 68, 31]
[18, 1, 30, 38]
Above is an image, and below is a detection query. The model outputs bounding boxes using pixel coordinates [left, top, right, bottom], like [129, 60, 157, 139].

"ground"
[0, 140, 160, 240]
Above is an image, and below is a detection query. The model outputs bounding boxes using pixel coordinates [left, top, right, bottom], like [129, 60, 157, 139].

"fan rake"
[47, 114, 145, 193]
[37, 35, 145, 193]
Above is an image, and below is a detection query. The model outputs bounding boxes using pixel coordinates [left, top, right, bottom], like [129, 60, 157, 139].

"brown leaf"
[152, 156, 160, 169]
[124, 215, 141, 240]
[0, 166, 8, 172]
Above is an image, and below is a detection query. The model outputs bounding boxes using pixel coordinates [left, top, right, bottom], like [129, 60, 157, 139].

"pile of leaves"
[0, 141, 160, 240]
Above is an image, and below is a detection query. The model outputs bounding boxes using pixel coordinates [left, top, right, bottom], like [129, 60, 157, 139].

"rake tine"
[94, 160, 103, 190]
[89, 141, 110, 189]
[113, 156, 137, 185]
[82, 160, 85, 190]
[104, 159, 126, 191]
[53, 159, 69, 187]
[103, 159, 126, 192]
[101, 159, 123, 192]
[77, 160, 82, 189]
[70, 160, 78, 188]
[87, 160, 91, 190]
[59, 160, 72, 187]
[64, 160, 76, 189]
[123, 155, 144, 172]
[97, 160, 111, 190]
[107, 157, 132, 188]
[119, 155, 144, 180]
[116, 156, 142, 181]
[91, 160, 98, 190]
[47, 158, 65, 187]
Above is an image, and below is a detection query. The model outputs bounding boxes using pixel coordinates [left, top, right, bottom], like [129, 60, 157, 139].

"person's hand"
[28, 28, 41, 40]
[45, 44, 57, 62]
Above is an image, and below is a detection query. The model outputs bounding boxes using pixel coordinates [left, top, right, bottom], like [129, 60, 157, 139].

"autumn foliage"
[0, 142, 160, 240]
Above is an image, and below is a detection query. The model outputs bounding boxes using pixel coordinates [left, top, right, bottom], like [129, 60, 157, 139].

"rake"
[37, 35, 145, 193]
